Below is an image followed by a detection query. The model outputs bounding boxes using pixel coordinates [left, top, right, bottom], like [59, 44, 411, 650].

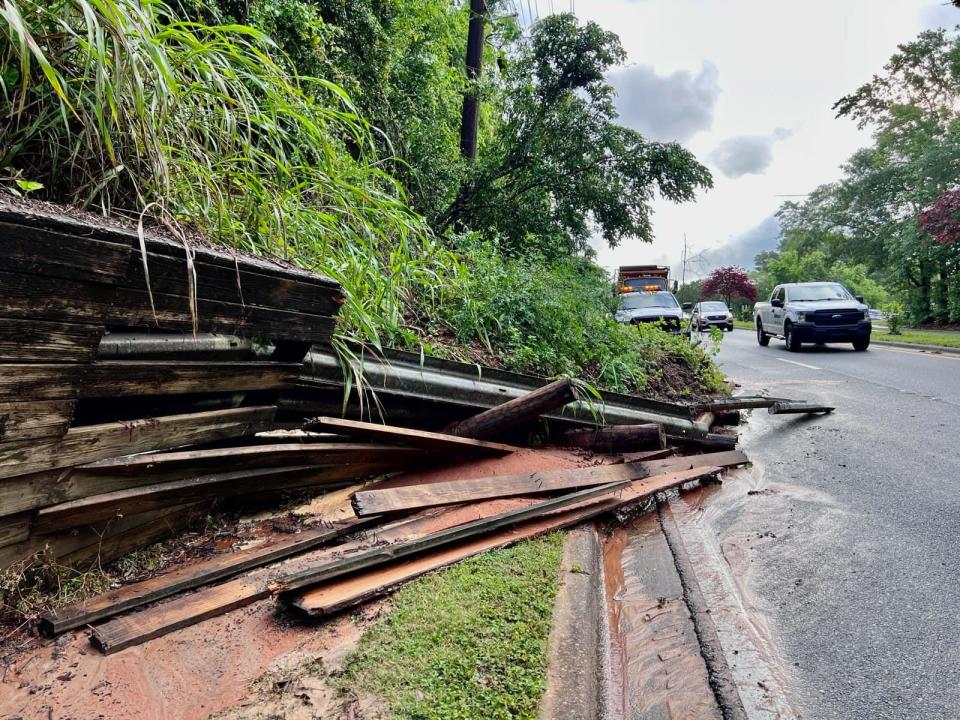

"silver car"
[691, 301, 734, 332]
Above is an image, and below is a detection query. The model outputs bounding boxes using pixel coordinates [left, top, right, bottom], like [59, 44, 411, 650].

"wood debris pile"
[0, 200, 828, 656]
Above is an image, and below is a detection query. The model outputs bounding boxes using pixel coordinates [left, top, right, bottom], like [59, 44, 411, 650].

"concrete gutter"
[539, 525, 604, 720]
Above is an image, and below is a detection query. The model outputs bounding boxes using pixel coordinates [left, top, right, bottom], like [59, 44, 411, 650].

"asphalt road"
[708, 329, 960, 720]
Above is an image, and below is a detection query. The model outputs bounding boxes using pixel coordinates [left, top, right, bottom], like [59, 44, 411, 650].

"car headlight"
[862, 309, 870, 320]
[797, 312, 807, 322]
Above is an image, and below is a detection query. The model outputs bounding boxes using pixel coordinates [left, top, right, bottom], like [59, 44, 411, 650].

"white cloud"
[920, 2, 960, 29]
[708, 128, 793, 178]
[609, 61, 721, 142]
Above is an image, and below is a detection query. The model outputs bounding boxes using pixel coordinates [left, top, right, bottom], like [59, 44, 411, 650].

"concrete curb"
[871, 338, 960, 355]
[539, 525, 604, 720]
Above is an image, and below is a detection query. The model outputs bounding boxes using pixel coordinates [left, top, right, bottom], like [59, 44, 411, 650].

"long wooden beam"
[88, 465, 723, 654]
[0, 362, 298, 400]
[302, 416, 517, 456]
[87, 502, 537, 654]
[560, 423, 666, 452]
[0, 406, 276, 480]
[351, 451, 748, 518]
[351, 463, 641, 517]
[276, 481, 631, 596]
[444, 378, 577, 439]
[32, 465, 372, 532]
[287, 466, 723, 615]
[40, 518, 373, 635]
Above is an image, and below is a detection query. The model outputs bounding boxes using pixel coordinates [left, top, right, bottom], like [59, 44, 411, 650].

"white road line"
[777, 358, 821, 370]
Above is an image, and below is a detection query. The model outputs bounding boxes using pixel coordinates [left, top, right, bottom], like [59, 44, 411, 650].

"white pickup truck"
[754, 282, 872, 352]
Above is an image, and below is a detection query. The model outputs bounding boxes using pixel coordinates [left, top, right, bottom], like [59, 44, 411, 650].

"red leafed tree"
[918, 189, 960, 245]
[701, 266, 757, 306]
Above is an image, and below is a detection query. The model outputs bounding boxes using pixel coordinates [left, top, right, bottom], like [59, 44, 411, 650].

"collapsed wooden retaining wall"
[0, 201, 346, 569]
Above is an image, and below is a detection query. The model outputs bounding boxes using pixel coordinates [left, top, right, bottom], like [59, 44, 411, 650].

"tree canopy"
[759, 28, 960, 323]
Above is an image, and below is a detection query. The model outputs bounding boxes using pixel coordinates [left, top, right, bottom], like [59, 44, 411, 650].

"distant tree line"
[753, 28, 960, 324]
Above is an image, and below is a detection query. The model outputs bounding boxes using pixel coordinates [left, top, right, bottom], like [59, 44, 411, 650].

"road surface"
[690, 329, 960, 719]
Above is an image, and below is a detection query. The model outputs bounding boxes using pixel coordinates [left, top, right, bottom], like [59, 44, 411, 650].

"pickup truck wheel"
[784, 322, 802, 352]
[756, 321, 770, 346]
[853, 337, 870, 351]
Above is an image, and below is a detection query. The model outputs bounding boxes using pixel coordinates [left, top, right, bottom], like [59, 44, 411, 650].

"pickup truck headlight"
[862, 309, 870, 320]
[797, 312, 807, 322]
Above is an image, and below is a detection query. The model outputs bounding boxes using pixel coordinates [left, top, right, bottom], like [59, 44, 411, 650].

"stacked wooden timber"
[0, 200, 363, 569]
[32, 394, 751, 655]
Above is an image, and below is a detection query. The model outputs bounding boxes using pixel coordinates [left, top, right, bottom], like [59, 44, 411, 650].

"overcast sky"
[564, 0, 960, 281]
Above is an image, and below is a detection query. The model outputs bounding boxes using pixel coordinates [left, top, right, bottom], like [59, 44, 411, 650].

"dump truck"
[615, 265, 676, 294]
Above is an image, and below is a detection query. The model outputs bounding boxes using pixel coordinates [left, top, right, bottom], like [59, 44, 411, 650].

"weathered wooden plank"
[0, 270, 336, 343]
[284, 466, 724, 613]
[81, 443, 429, 473]
[0, 221, 132, 283]
[0, 445, 424, 518]
[0, 362, 298, 400]
[302, 417, 517, 456]
[0, 319, 103, 363]
[87, 498, 547, 653]
[288, 510, 596, 618]
[109, 287, 337, 343]
[277, 482, 631, 597]
[351, 463, 641, 517]
[124, 251, 344, 317]
[560, 423, 666, 452]
[639, 450, 748, 475]
[0, 200, 341, 291]
[40, 518, 373, 635]
[669, 431, 738, 451]
[444, 378, 578, 439]
[0, 511, 31, 548]
[0, 400, 75, 441]
[0, 406, 277, 480]
[33, 464, 380, 532]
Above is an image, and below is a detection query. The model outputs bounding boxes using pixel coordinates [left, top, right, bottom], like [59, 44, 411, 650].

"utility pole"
[681, 233, 688, 287]
[460, 0, 487, 160]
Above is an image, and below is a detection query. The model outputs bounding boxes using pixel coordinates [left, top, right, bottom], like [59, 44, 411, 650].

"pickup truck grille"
[810, 310, 862, 326]
[633, 316, 681, 330]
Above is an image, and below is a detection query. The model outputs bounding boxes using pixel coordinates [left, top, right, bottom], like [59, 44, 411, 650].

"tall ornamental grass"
[0, 0, 456, 365]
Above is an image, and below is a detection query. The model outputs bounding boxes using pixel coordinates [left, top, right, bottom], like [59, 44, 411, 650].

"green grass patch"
[872, 328, 960, 349]
[733, 319, 754, 330]
[339, 533, 565, 720]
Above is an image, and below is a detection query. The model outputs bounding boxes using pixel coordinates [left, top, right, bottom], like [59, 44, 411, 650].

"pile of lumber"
[0, 200, 351, 568]
[36, 390, 751, 655]
[2, 199, 832, 659]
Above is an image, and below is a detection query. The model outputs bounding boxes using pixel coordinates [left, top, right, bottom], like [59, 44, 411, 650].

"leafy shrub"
[409, 236, 725, 397]
[885, 302, 905, 334]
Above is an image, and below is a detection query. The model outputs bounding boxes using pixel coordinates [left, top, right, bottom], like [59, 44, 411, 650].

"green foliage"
[340, 534, 565, 720]
[437, 13, 712, 257]
[772, 27, 960, 324]
[0, 0, 718, 399]
[885, 302, 905, 334]
[410, 235, 725, 398]
[0, 0, 453, 365]
[211, 0, 471, 219]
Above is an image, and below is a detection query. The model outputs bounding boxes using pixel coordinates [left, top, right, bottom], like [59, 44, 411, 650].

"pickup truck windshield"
[700, 302, 727, 312]
[785, 284, 853, 302]
[620, 292, 679, 310]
